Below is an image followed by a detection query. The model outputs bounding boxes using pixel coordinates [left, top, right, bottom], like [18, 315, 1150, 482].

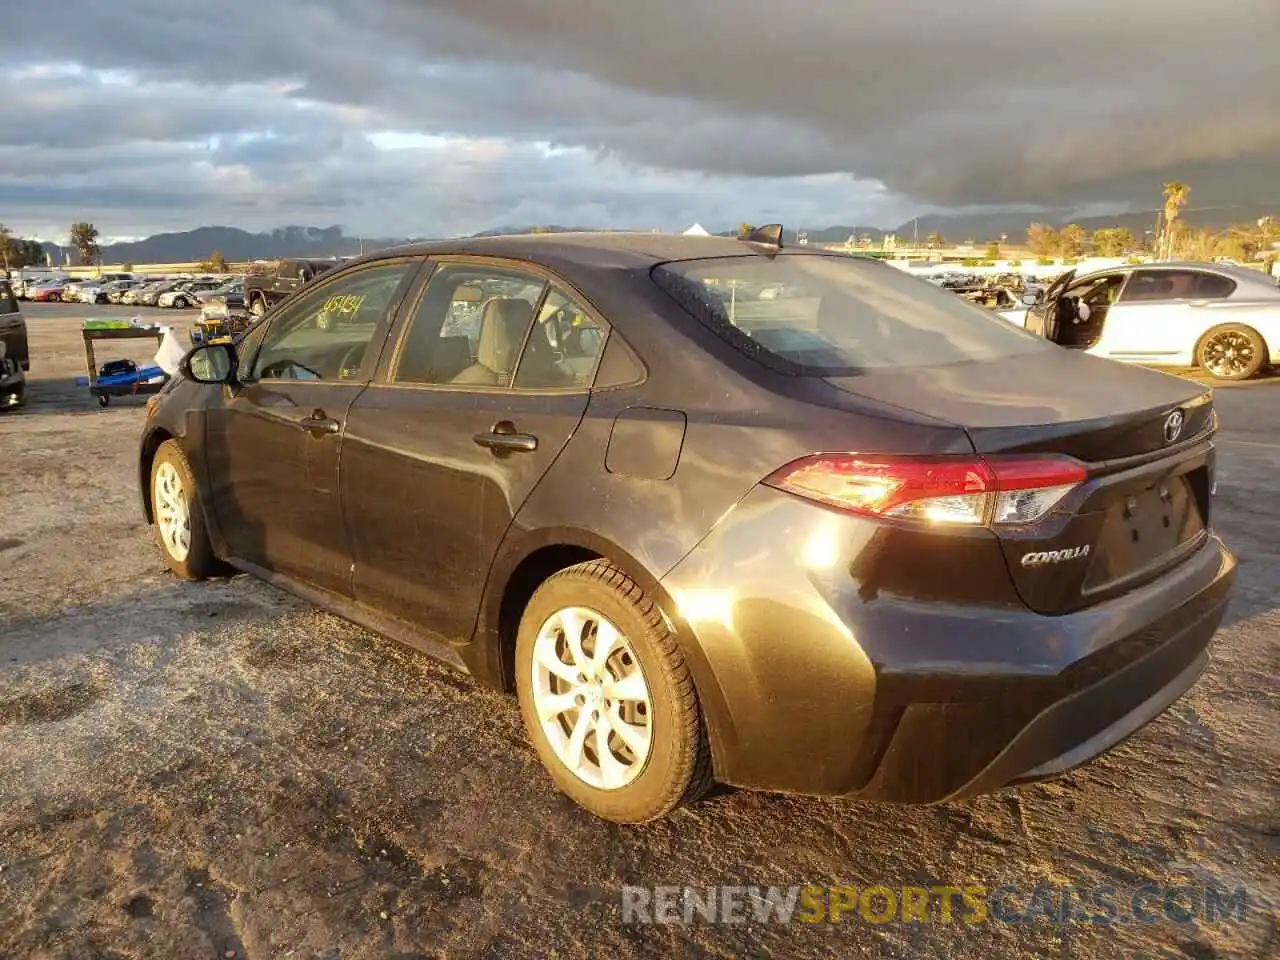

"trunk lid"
[825, 351, 1215, 614]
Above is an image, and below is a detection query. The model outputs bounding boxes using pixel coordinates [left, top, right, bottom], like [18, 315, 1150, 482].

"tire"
[515, 560, 713, 822]
[1196, 323, 1266, 381]
[173, 296, 189, 309]
[150, 440, 225, 580]
[49, 292, 61, 302]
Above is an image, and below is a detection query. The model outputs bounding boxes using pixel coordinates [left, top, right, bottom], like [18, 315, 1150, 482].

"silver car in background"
[1019, 262, 1280, 380]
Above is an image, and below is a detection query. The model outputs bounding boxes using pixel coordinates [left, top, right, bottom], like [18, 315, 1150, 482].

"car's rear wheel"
[150, 440, 224, 580]
[515, 560, 713, 822]
[1197, 324, 1266, 381]
[48, 292, 60, 302]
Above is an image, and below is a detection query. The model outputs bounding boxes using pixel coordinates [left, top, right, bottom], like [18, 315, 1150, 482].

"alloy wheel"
[154, 461, 192, 562]
[1202, 331, 1255, 378]
[530, 606, 653, 790]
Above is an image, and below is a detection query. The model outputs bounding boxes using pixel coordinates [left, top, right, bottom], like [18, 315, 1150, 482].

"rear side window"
[391, 264, 547, 386]
[653, 255, 1051, 375]
[0, 282, 16, 315]
[1121, 270, 1236, 302]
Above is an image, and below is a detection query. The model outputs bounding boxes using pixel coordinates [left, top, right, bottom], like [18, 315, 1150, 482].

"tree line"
[0, 221, 103, 272]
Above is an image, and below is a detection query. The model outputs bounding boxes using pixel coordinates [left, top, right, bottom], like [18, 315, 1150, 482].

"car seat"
[451, 298, 532, 385]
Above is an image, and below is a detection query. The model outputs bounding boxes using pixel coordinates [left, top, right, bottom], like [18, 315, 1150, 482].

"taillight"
[765, 455, 1087, 527]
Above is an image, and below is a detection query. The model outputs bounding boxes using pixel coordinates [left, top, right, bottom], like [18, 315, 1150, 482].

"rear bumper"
[659, 485, 1236, 803]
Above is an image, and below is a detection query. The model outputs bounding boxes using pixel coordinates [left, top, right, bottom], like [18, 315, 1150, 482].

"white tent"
[682, 223, 711, 236]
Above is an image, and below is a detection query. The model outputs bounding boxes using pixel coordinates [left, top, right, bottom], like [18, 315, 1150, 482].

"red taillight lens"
[765, 455, 1086, 527]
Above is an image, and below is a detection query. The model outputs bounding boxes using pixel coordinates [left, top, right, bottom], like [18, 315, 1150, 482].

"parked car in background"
[106, 279, 148, 303]
[198, 281, 246, 321]
[159, 279, 223, 309]
[243, 258, 338, 317]
[60, 279, 97, 302]
[78, 278, 143, 304]
[0, 341, 24, 409]
[29, 280, 70, 302]
[136, 281, 181, 307]
[0, 279, 29, 374]
[1020, 261, 1280, 380]
[14, 273, 70, 299]
[121, 282, 164, 306]
[143, 231, 1234, 823]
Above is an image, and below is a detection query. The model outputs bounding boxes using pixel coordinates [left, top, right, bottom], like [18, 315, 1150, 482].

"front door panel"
[205, 381, 361, 594]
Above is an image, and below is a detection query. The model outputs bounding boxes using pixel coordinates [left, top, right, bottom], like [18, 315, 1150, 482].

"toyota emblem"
[1164, 410, 1185, 443]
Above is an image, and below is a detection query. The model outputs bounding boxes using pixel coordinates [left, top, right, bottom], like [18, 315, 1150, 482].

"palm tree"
[1162, 181, 1190, 259]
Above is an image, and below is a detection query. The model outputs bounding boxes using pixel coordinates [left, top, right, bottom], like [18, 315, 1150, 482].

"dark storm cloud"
[400, 0, 1280, 206]
[2, 0, 1277, 237]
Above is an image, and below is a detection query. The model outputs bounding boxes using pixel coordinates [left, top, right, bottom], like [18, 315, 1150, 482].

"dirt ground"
[1, 306, 1277, 960]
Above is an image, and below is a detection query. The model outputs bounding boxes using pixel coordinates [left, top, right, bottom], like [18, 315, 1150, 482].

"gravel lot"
[1, 305, 1277, 959]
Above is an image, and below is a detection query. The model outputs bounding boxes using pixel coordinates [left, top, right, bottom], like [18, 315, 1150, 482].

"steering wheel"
[258, 358, 323, 380]
[337, 342, 367, 378]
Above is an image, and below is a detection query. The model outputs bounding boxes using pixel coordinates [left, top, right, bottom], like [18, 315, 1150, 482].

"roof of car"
[367, 231, 831, 273]
[1075, 259, 1278, 288]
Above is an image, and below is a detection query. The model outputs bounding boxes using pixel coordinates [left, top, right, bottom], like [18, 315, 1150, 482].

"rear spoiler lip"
[1085, 424, 1216, 478]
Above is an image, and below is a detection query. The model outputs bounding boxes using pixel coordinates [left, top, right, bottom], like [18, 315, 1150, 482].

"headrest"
[477, 298, 533, 374]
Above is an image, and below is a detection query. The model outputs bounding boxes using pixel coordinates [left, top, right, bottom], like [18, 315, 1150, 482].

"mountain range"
[34, 204, 1280, 265]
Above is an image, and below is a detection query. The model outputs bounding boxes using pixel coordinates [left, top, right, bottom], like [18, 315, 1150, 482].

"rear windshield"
[653, 254, 1051, 375]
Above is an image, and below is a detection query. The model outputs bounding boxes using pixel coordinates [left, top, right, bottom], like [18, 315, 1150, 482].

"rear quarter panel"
[1184, 301, 1280, 364]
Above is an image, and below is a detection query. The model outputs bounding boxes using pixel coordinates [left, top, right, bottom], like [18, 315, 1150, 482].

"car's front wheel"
[1197, 324, 1266, 381]
[150, 440, 224, 580]
[515, 560, 713, 822]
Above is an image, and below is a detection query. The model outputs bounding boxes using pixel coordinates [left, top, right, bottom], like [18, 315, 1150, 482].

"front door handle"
[299, 409, 341, 437]
[474, 420, 538, 454]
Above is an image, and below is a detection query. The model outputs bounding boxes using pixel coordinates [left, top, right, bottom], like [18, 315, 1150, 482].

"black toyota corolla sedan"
[139, 229, 1235, 822]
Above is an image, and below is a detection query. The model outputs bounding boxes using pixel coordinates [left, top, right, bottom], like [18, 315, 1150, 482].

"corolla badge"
[1164, 410, 1185, 443]
[1021, 545, 1091, 567]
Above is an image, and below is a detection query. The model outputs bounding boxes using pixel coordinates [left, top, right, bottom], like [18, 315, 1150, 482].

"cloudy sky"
[2, 0, 1278, 241]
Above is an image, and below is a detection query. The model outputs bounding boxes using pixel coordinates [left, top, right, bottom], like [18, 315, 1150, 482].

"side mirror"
[181, 343, 236, 384]
[1020, 292, 1040, 306]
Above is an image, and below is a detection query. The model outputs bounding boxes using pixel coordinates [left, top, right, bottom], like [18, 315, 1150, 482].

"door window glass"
[1065, 274, 1125, 308]
[250, 262, 413, 381]
[512, 288, 606, 389]
[392, 264, 546, 386]
[1121, 270, 1237, 303]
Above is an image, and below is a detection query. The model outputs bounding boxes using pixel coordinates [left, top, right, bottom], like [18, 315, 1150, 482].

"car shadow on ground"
[1, 573, 1275, 959]
[2, 375, 157, 417]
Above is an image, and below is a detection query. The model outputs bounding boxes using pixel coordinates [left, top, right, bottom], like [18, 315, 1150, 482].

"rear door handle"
[299, 409, 341, 436]
[474, 420, 538, 454]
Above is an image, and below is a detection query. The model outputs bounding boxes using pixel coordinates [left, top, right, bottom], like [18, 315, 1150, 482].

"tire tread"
[528, 559, 713, 820]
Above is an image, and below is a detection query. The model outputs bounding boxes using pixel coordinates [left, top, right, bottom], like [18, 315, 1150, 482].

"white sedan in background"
[157, 280, 222, 309]
[1011, 262, 1280, 380]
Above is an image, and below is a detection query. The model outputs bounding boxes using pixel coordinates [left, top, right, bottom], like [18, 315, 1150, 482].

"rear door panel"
[342, 387, 589, 642]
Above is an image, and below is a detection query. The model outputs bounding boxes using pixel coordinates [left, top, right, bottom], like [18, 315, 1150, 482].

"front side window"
[250, 261, 413, 381]
[1065, 274, 1125, 307]
[654, 254, 1051, 375]
[392, 263, 547, 386]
